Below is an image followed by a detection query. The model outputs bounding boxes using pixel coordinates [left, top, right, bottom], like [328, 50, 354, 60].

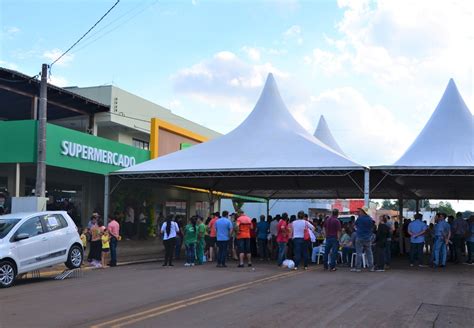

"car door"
[43, 214, 70, 263]
[12, 215, 51, 273]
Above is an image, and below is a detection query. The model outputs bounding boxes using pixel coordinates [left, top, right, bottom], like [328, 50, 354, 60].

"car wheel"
[66, 245, 83, 270]
[0, 260, 16, 288]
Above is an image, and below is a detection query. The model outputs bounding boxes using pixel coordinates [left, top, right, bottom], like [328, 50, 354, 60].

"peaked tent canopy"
[394, 79, 474, 167]
[114, 74, 367, 199]
[313, 115, 347, 156]
[371, 79, 474, 200]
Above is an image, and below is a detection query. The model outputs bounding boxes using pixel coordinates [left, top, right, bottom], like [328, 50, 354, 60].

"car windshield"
[0, 219, 21, 239]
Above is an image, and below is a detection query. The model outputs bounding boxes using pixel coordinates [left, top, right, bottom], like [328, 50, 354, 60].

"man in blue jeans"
[214, 211, 233, 268]
[323, 209, 342, 271]
[433, 213, 451, 268]
[408, 213, 427, 267]
[351, 207, 375, 272]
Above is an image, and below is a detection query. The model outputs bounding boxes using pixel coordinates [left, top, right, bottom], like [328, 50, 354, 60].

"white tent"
[115, 74, 367, 199]
[370, 79, 474, 200]
[394, 79, 474, 167]
[313, 115, 346, 156]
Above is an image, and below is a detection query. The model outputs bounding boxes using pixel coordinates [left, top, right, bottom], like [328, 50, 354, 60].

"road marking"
[91, 268, 313, 328]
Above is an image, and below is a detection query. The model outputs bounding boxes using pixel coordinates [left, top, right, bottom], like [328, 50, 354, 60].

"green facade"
[0, 120, 150, 175]
[0, 120, 37, 163]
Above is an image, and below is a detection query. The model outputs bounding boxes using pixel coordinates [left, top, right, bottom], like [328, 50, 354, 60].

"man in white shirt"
[290, 211, 315, 270]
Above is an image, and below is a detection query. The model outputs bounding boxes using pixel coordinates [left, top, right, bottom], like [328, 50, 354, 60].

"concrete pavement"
[0, 260, 473, 328]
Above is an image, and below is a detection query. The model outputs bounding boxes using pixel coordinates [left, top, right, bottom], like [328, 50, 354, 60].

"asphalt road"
[1, 260, 473, 328]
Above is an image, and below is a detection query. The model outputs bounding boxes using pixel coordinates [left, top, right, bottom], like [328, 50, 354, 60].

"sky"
[1, 0, 473, 210]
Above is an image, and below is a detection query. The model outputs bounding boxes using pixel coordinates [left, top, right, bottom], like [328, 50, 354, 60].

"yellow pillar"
[150, 118, 160, 159]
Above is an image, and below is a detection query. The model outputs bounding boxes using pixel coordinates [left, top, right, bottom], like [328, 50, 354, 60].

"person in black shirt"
[375, 216, 390, 271]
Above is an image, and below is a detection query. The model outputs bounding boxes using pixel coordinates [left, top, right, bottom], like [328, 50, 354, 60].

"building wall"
[66, 85, 221, 141]
[158, 129, 199, 156]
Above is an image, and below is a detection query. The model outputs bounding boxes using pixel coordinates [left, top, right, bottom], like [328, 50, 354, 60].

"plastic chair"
[351, 252, 367, 268]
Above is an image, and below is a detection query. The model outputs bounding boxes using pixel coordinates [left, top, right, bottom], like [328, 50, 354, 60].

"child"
[80, 228, 88, 263]
[101, 229, 110, 268]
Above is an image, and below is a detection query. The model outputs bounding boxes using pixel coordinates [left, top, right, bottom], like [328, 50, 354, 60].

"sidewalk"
[113, 237, 165, 262]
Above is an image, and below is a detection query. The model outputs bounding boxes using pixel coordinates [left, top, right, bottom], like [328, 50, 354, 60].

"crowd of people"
[77, 206, 474, 272]
[158, 208, 474, 272]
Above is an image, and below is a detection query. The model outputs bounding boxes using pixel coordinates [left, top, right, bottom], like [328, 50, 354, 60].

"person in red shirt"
[207, 212, 219, 262]
[277, 213, 290, 266]
[236, 210, 253, 267]
[323, 209, 342, 271]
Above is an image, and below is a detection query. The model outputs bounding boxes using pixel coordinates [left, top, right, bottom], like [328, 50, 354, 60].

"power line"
[70, 0, 159, 56]
[50, 0, 121, 68]
[75, 0, 152, 45]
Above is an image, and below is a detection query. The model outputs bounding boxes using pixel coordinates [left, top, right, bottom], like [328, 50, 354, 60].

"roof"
[313, 115, 346, 156]
[393, 79, 474, 167]
[0, 67, 109, 120]
[113, 74, 366, 199]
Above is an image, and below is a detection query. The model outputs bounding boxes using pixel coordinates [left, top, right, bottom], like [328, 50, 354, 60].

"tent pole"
[104, 175, 110, 226]
[266, 199, 270, 218]
[363, 168, 370, 207]
[398, 198, 404, 255]
[415, 199, 420, 214]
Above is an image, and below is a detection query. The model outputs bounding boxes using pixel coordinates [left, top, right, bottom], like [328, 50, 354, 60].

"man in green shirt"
[196, 216, 207, 265]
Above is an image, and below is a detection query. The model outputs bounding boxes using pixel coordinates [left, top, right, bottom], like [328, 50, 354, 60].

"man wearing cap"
[351, 207, 375, 272]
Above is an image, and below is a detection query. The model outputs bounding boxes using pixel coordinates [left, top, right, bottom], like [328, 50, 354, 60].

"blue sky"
[1, 0, 473, 209]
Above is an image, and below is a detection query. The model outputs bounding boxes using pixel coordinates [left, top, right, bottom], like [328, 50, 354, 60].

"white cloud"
[307, 0, 473, 85]
[43, 48, 74, 66]
[171, 51, 289, 131]
[304, 49, 349, 76]
[48, 75, 68, 87]
[283, 25, 303, 45]
[2, 26, 20, 39]
[172, 51, 288, 99]
[191, 0, 198, 5]
[169, 99, 182, 109]
[0, 60, 19, 70]
[241, 46, 261, 61]
[294, 87, 415, 165]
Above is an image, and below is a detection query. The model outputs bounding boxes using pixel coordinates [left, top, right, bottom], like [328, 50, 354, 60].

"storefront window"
[195, 201, 210, 218]
[165, 201, 186, 217]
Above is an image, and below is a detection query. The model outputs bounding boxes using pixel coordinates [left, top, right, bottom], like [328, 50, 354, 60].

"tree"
[436, 201, 456, 217]
[380, 199, 430, 211]
[380, 200, 397, 210]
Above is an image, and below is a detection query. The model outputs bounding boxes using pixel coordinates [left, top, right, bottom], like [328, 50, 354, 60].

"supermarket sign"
[60, 141, 136, 168]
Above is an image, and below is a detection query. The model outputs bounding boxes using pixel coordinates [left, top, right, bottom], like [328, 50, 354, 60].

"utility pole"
[35, 64, 48, 197]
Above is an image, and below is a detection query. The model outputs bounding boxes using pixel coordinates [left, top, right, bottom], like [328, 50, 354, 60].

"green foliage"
[435, 201, 456, 217]
[232, 199, 245, 212]
[380, 199, 431, 211]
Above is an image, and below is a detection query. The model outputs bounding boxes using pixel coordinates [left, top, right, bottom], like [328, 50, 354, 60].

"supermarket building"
[0, 67, 222, 226]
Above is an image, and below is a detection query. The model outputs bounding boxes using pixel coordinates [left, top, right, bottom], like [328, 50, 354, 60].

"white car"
[0, 211, 83, 288]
